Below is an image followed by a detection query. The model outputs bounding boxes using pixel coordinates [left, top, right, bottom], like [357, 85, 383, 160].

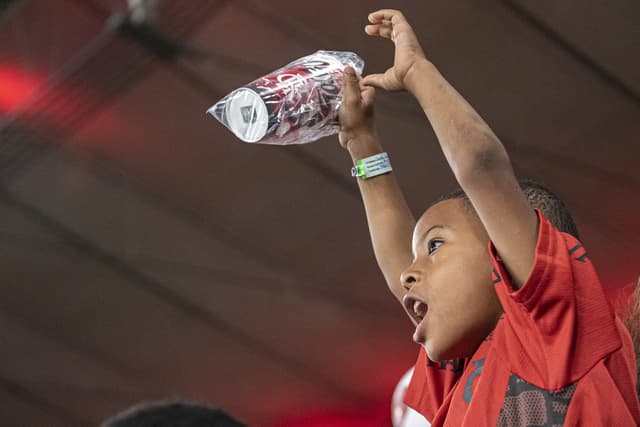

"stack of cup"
[208, 50, 365, 145]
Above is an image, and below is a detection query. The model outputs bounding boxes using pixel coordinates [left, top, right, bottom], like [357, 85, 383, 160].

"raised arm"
[363, 9, 538, 288]
[338, 68, 415, 303]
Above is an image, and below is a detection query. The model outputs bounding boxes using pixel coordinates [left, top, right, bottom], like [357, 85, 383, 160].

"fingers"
[364, 23, 393, 40]
[365, 9, 407, 40]
[360, 85, 375, 106]
[341, 67, 361, 106]
[361, 73, 384, 89]
[341, 67, 376, 113]
[368, 9, 406, 25]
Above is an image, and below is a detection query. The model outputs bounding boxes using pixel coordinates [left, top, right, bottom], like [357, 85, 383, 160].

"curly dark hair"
[431, 178, 580, 239]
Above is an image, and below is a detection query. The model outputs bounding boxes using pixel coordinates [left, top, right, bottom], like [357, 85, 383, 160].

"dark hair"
[100, 400, 246, 427]
[432, 178, 580, 239]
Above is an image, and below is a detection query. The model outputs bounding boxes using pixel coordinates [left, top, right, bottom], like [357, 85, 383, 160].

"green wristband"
[351, 152, 392, 180]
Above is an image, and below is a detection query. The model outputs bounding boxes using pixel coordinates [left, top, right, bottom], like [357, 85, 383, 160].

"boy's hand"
[363, 9, 427, 92]
[338, 67, 376, 150]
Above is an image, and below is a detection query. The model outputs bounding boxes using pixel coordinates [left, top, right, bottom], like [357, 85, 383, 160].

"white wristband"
[351, 152, 392, 180]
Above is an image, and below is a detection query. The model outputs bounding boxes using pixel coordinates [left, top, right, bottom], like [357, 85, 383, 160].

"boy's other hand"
[338, 67, 376, 150]
[363, 9, 427, 92]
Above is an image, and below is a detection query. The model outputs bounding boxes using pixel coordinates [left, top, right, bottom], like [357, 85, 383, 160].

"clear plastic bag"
[207, 50, 364, 145]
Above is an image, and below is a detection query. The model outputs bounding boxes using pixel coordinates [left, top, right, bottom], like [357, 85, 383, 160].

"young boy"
[338, 9, 640, 426]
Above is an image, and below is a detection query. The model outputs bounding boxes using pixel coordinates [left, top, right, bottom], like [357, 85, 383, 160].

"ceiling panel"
[508, 0, 640, 93]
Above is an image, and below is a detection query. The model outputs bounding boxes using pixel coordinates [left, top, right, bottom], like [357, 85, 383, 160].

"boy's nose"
[400, 269, 420, 291]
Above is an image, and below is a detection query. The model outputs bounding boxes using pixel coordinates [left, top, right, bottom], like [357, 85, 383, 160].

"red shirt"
[404, 210, 640, 426]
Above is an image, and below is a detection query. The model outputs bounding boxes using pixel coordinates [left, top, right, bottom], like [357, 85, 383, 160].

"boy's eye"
[427, 239, 443, 255]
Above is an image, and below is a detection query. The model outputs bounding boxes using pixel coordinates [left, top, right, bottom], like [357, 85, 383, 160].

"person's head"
[401, 179, 578, 361]
[100, 400, 246, 427]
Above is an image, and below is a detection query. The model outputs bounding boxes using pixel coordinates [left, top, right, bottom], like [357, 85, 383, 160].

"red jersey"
[404, 210, 640, 426]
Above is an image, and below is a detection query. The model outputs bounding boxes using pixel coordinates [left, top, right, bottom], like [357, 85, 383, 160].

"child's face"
[401, 198, 503, 361]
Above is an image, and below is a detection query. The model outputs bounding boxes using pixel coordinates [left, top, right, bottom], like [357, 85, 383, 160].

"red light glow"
[0, 64, 44, 113]
[270, 403, 390, 427]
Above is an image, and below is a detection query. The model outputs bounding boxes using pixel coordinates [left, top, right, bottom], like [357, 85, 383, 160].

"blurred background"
[0, 0, 638, 425]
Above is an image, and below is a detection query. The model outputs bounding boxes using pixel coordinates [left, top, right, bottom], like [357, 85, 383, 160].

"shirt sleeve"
[489, 209, 621, 390]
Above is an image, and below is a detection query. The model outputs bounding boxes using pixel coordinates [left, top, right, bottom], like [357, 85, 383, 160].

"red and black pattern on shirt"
[496, 374, 577, 427]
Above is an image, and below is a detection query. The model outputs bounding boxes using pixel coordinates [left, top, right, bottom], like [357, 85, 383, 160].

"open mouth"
[403, 294, 428, 325]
